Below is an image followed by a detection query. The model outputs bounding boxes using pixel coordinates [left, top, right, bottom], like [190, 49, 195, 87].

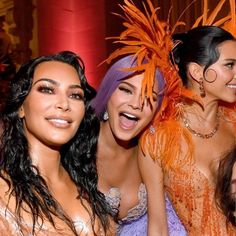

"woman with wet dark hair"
[171, 26, 235, 87]
[0, 51, 113, 235]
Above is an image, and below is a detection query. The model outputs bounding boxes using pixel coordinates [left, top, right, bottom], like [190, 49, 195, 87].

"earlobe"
[18, 106, 25, 118]
[188, 62, 203, 83]
[188, 62, 206, 97]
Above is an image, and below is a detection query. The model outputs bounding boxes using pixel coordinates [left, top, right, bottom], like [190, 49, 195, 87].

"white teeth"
[123, 113, 137, 119]
[227, 84, 236, 89]
[49, 119, 68, 124]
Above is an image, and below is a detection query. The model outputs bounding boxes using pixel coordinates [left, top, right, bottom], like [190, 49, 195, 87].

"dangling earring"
[149, 125, 155, 135]
[103, 111, 109, 121]
[199, 78, 206, 97]
[18, 107, 24, 118]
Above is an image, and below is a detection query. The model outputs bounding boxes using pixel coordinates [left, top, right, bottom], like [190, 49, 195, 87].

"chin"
[224, 97, 236, 104]
[115, 131, 137, 142]
[117, 135, 133, 142]
[47, 137, 73, 147]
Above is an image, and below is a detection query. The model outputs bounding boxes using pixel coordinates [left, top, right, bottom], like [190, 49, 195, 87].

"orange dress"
[142, 105, 236, 236]
[165, 163, 236, 235]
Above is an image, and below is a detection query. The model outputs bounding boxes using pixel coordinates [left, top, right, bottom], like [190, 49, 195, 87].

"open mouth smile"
[119, 112, 139, 129]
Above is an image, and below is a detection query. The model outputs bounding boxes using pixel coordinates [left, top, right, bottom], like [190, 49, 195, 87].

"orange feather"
[192, 0, 236, 38]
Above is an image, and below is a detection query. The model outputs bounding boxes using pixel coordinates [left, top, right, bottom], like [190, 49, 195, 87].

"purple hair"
[91, 55, 165, 120]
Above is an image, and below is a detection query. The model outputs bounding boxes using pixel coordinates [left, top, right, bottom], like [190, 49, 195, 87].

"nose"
[55, 94, 71, 111]
[128, 94, 142, 110]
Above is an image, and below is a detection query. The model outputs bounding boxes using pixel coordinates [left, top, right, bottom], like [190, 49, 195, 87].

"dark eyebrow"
[33, 78, 83, 89]
[33, 78, 57, 86]
[69, 84, 83, 90]
[224, 58, 236, 62]
[119, 81, 135, 89]
[120, 81, 158, 96]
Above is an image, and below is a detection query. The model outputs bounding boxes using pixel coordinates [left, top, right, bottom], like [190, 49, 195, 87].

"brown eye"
[70, 93, 84, 101]
[38, 86, 54, 94]
[225, 62, 234, 69]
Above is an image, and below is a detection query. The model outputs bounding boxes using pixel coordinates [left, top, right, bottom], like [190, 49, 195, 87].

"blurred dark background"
[0, 0, 230, 111]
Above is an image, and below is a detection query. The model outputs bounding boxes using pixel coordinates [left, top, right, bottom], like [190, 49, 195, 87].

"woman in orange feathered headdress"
[92, 0, 188, 234]
[106, 0, 236, 235]
[138, 0, 236, 235]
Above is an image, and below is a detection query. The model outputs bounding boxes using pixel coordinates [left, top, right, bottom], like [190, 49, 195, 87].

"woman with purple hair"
[92, 55, 187, 236]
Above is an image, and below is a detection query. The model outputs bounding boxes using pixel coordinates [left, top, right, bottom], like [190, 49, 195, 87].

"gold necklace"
[182, 115, 220, 139]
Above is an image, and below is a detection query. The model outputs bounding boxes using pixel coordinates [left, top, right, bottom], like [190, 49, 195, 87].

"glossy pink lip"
[46, 115, 72, 122]
[46, 116, 73, 128]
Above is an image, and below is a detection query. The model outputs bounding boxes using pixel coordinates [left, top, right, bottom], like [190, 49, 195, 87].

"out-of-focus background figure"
[0, 14, 15, 112]
[0, 15, 11, 62]
[0, 15, 15, 79]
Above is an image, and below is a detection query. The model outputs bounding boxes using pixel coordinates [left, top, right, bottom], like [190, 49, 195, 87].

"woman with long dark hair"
[140, 25, 236, 235]
[0, 51, 113, 235]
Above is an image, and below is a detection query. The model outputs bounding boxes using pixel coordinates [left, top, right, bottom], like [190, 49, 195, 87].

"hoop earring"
[199, 78, 206, 98]
[103, 111, 109, 121]
[204, 69, 217, 83]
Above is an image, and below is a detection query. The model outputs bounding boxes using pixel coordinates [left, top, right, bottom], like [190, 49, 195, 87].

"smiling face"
[106, 73, 159, 141]
[19, 61, 85, 149]
[203, 40, 236, 103]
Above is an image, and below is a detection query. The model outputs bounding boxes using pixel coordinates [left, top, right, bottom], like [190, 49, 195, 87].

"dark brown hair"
[215, 147, 236, 227]
[0, 51, 112, 235]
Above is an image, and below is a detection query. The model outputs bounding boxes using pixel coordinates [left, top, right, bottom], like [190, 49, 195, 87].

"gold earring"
[18, 107, 24, 118]
[199, 78, 205, 97]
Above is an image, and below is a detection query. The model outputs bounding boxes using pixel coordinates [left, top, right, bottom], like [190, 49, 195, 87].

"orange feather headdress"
[192, 0, 236, 37]
[104, 0, 236, 168]
[105, 0, 195, 120]
[103, 0, 198, 168]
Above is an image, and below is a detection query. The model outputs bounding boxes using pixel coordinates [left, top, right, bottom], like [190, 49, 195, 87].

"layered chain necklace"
[182, 113, 220, 139]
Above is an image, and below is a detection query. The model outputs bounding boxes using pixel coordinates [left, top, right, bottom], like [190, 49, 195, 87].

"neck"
[29, 141, 63, 181]
[184, 100, 219, 123]
[99, 121, 137, 154]
[182, 100, 220, 139]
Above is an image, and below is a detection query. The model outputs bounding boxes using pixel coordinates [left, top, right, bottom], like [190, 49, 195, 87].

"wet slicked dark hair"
[0, 51, 112, 235]
[172, 26, 235, 86]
